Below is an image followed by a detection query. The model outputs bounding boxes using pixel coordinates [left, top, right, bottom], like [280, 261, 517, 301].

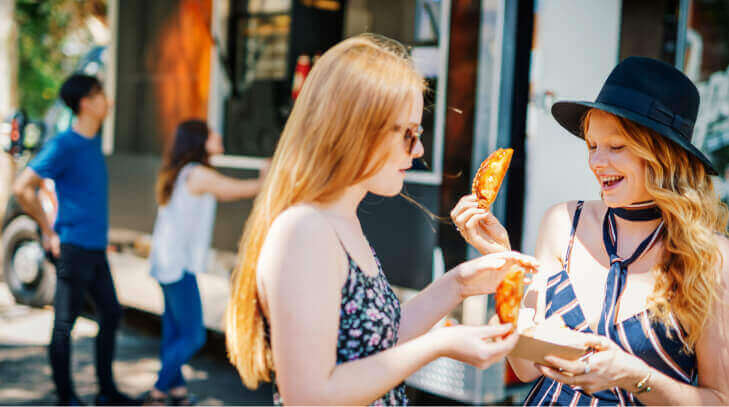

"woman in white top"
[145, 119, 266, 405]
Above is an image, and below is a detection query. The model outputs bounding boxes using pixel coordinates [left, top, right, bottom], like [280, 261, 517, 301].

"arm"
[13, 168, 59, 256]
[537, 237, 729, 404]
[506, 202, 571, 382]
[187, 165, 263, 202]
[398, 251, 539, 344]
[258, 207, 518, 405]
[397, 271, 461, 344]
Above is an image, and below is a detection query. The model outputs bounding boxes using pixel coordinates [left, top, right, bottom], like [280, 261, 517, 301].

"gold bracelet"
[633, 371, 652, 394]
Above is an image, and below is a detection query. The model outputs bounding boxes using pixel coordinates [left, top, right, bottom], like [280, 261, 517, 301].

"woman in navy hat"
[452, 56, 729, 405]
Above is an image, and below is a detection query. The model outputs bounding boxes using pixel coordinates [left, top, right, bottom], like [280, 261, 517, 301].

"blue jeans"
[155, 272, 206, 392]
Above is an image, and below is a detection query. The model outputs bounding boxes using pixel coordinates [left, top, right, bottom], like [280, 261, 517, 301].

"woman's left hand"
[536, 335, 648, 394]
[455, 251, 539, 299]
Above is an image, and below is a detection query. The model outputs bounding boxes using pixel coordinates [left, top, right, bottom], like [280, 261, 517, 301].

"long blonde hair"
[583, 108, 729, 350]
[225, 34, 425, 389]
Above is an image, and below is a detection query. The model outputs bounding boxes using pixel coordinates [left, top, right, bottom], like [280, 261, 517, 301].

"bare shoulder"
[266, 205, 338, 250]
[538, 201, 583, 239]
[256, 205, 344, 306]
[535, 201, 576, 262]
[264, 205, 348, 275]
[536, 200, 599, 261]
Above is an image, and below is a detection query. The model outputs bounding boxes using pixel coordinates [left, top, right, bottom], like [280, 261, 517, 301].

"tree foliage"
[14, 0, 106, 118]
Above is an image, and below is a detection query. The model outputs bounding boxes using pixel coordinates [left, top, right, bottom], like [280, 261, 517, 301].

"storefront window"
[685, 0, 729, 203]
[618, 0, 680, 65]
[223, 0, 446, 176]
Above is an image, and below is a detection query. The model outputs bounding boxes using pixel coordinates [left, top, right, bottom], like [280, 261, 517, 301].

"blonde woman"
[225, 34, 538, 405]
[453, 57, 729, 405]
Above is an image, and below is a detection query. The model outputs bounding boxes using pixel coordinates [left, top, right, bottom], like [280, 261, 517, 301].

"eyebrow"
[394, 122, 420, 130]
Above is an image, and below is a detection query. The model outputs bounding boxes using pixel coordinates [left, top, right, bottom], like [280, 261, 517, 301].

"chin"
[370, 184, 404, 197]
[378, 188, 403, 197]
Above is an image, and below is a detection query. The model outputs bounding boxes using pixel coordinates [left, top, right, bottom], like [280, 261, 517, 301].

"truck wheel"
[1, 215, 56, 307]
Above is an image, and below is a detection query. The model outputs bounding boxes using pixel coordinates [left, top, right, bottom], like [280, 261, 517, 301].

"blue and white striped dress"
[524, 201, 696, 406]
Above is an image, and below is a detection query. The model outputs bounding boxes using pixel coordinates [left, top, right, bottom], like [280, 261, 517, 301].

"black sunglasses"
[404, 125, 424, 155]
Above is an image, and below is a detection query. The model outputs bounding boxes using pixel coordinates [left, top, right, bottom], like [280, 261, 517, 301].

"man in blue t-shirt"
[13, 74, 137, 406]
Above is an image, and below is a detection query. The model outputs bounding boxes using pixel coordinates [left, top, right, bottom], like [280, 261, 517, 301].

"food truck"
[2, 0, 727, 403]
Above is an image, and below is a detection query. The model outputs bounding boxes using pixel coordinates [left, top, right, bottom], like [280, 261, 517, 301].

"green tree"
[14, 0, 106, 118]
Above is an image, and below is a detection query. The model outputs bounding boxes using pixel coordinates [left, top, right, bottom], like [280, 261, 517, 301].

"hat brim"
[551, 101, 718, 176]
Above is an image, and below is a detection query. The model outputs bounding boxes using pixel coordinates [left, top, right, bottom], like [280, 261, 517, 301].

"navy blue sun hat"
[551, 56, 718, 175]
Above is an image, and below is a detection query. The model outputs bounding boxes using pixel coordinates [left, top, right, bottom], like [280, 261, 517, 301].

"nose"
[589, 147, 607, 170]
[411, 137, 424, 159]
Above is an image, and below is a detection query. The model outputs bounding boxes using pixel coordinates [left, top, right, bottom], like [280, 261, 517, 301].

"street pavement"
[0, 283, 273, 406]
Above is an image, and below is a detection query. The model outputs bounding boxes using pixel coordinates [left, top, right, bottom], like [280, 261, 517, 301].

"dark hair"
[59, 74, 103, 114]
[155, 119, 211, 205]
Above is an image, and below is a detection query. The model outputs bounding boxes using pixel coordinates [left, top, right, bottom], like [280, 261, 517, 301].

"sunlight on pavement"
[0, 283, 99, 346]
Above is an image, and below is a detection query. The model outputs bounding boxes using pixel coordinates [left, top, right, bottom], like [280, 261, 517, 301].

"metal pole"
[675, 0, 690, 70]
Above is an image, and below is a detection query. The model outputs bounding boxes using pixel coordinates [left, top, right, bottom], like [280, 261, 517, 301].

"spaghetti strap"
[309, 205, 376, 276]
[562, 200, 584, 270]
[309, 206, 351, 257]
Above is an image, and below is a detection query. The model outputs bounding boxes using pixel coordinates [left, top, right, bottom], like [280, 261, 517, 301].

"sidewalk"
[0, 283, 273, 405]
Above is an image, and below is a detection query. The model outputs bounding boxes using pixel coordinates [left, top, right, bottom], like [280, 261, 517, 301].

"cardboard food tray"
[508, 326, 590, 366]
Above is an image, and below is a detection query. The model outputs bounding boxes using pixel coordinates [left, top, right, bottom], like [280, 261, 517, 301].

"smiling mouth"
[601, 175, 624, 189]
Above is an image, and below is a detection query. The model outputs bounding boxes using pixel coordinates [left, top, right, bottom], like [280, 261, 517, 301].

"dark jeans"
[50, 243, 122, 401]
[155, 272, 206, 392]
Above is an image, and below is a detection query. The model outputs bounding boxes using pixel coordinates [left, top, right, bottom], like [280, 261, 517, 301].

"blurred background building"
[1, 0, 728, 404]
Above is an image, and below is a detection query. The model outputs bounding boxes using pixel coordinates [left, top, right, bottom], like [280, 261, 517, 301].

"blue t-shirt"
[29, 130, 108, 250]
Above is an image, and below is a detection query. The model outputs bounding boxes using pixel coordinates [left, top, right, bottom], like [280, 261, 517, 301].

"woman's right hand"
[451, 194, 511, 255]
[259, 158, 271, 181]
[432, 324, 519, 369]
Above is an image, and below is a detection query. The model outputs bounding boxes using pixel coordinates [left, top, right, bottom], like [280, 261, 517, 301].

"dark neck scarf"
[611, 200, 662, 221]
[598, 203, 663, 336]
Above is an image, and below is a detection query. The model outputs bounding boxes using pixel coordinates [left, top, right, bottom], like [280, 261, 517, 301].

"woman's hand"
[432, 324, 520, 369]
[259, 158, 271, 181]
[451, 194, 511, 254]
[536, 335, 649, 394]
[454, 251, 538, 300]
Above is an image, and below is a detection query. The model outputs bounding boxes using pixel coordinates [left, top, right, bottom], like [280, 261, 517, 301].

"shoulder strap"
[562, 200, 584, 271]
[309, 206, 353, 263]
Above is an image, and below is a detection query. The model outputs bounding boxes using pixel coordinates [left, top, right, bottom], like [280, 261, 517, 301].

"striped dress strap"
[545, 201, 588, 326]
[561, 200, 584, 271]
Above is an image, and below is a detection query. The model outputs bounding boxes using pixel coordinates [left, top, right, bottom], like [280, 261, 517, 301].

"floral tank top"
[270, 246, 407, 406]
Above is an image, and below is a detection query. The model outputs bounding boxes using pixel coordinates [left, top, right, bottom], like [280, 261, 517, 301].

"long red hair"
[225, 34, 426, 388]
